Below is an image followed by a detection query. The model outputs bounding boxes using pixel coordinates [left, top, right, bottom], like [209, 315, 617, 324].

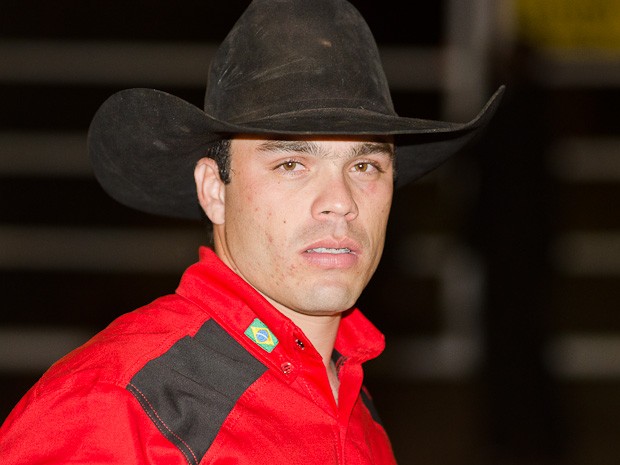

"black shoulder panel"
[127, 319, 267, 465]
[360, 386, 384, 426]
[332, 348, 384, 426]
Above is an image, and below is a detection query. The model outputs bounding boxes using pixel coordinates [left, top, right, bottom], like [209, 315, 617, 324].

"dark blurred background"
[1, 1, 619, 464]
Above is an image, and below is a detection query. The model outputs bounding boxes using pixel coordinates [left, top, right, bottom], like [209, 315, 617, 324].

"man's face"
[210, 136, 394, 318]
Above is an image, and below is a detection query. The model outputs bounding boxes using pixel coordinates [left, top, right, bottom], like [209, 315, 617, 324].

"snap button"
[280, 362, 293, 374]
[294, 339, 305, 350]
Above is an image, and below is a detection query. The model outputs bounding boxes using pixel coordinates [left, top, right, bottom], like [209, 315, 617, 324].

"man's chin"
[295, 285, 360, 315]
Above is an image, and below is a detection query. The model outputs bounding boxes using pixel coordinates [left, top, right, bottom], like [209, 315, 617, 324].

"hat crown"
[204, 0, 396, 125]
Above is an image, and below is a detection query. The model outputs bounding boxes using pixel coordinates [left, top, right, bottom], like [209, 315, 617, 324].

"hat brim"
[88, 85, 505, 219]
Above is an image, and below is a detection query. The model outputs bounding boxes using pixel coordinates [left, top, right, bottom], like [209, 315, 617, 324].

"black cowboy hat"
[88, 0, 504, 220]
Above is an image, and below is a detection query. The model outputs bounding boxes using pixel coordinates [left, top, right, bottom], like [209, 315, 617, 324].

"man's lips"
[305, 247, 352, 254]
[302, 238, 361, 255]
[301, 240, 360, 268]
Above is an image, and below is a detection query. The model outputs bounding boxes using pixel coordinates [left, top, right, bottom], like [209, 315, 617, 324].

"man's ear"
[194, 157, 225, 224]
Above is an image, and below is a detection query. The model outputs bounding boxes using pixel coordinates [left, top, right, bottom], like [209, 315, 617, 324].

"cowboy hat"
[88, 0, 504, 220]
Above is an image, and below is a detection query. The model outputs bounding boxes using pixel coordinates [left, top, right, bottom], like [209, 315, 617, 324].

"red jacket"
[1, 247, 396, 464]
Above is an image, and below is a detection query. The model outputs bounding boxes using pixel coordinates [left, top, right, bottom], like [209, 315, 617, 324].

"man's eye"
[353, 162, 377, 173]
[277, 160, 303, 171]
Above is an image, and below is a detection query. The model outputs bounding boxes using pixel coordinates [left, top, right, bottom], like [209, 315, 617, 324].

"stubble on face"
[212, 136, 394, 318]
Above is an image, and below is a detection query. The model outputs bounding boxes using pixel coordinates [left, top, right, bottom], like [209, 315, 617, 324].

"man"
[0, 0, 503, 463]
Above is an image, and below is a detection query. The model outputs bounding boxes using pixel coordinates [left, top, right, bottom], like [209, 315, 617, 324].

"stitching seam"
[127, 382, 199, 465]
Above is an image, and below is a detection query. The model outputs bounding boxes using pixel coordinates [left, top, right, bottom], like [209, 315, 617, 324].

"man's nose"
[311, 173, 359, 222]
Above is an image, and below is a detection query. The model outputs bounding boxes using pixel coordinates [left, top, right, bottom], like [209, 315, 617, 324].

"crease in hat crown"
[87, 0, 505, 220]
[203, 0, 396, 127]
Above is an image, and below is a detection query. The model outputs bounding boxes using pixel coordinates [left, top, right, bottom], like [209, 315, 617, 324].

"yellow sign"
[516, 0, 620, 50]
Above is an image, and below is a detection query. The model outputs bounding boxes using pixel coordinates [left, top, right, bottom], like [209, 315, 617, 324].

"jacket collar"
[176, 247, 385, 380]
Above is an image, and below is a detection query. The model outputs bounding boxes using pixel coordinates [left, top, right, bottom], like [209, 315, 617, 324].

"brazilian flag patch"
[244, 318, 279, 353]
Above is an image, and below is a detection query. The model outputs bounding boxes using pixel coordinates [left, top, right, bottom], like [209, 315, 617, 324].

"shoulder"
[35, 293, 212, 394]
[0, 364, 185, 464]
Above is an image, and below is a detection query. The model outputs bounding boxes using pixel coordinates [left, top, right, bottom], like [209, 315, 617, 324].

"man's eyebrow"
[256, 140, 320, 155]
[354, 142, 395, 159]
[256, 140, 394, 159]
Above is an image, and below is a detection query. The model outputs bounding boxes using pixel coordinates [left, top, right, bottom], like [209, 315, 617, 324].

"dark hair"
[207, 138, 232, 184]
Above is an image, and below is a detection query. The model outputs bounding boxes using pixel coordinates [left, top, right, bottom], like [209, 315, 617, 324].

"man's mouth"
[302, 242, 359, 269]
[306, 247, 352, 254]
